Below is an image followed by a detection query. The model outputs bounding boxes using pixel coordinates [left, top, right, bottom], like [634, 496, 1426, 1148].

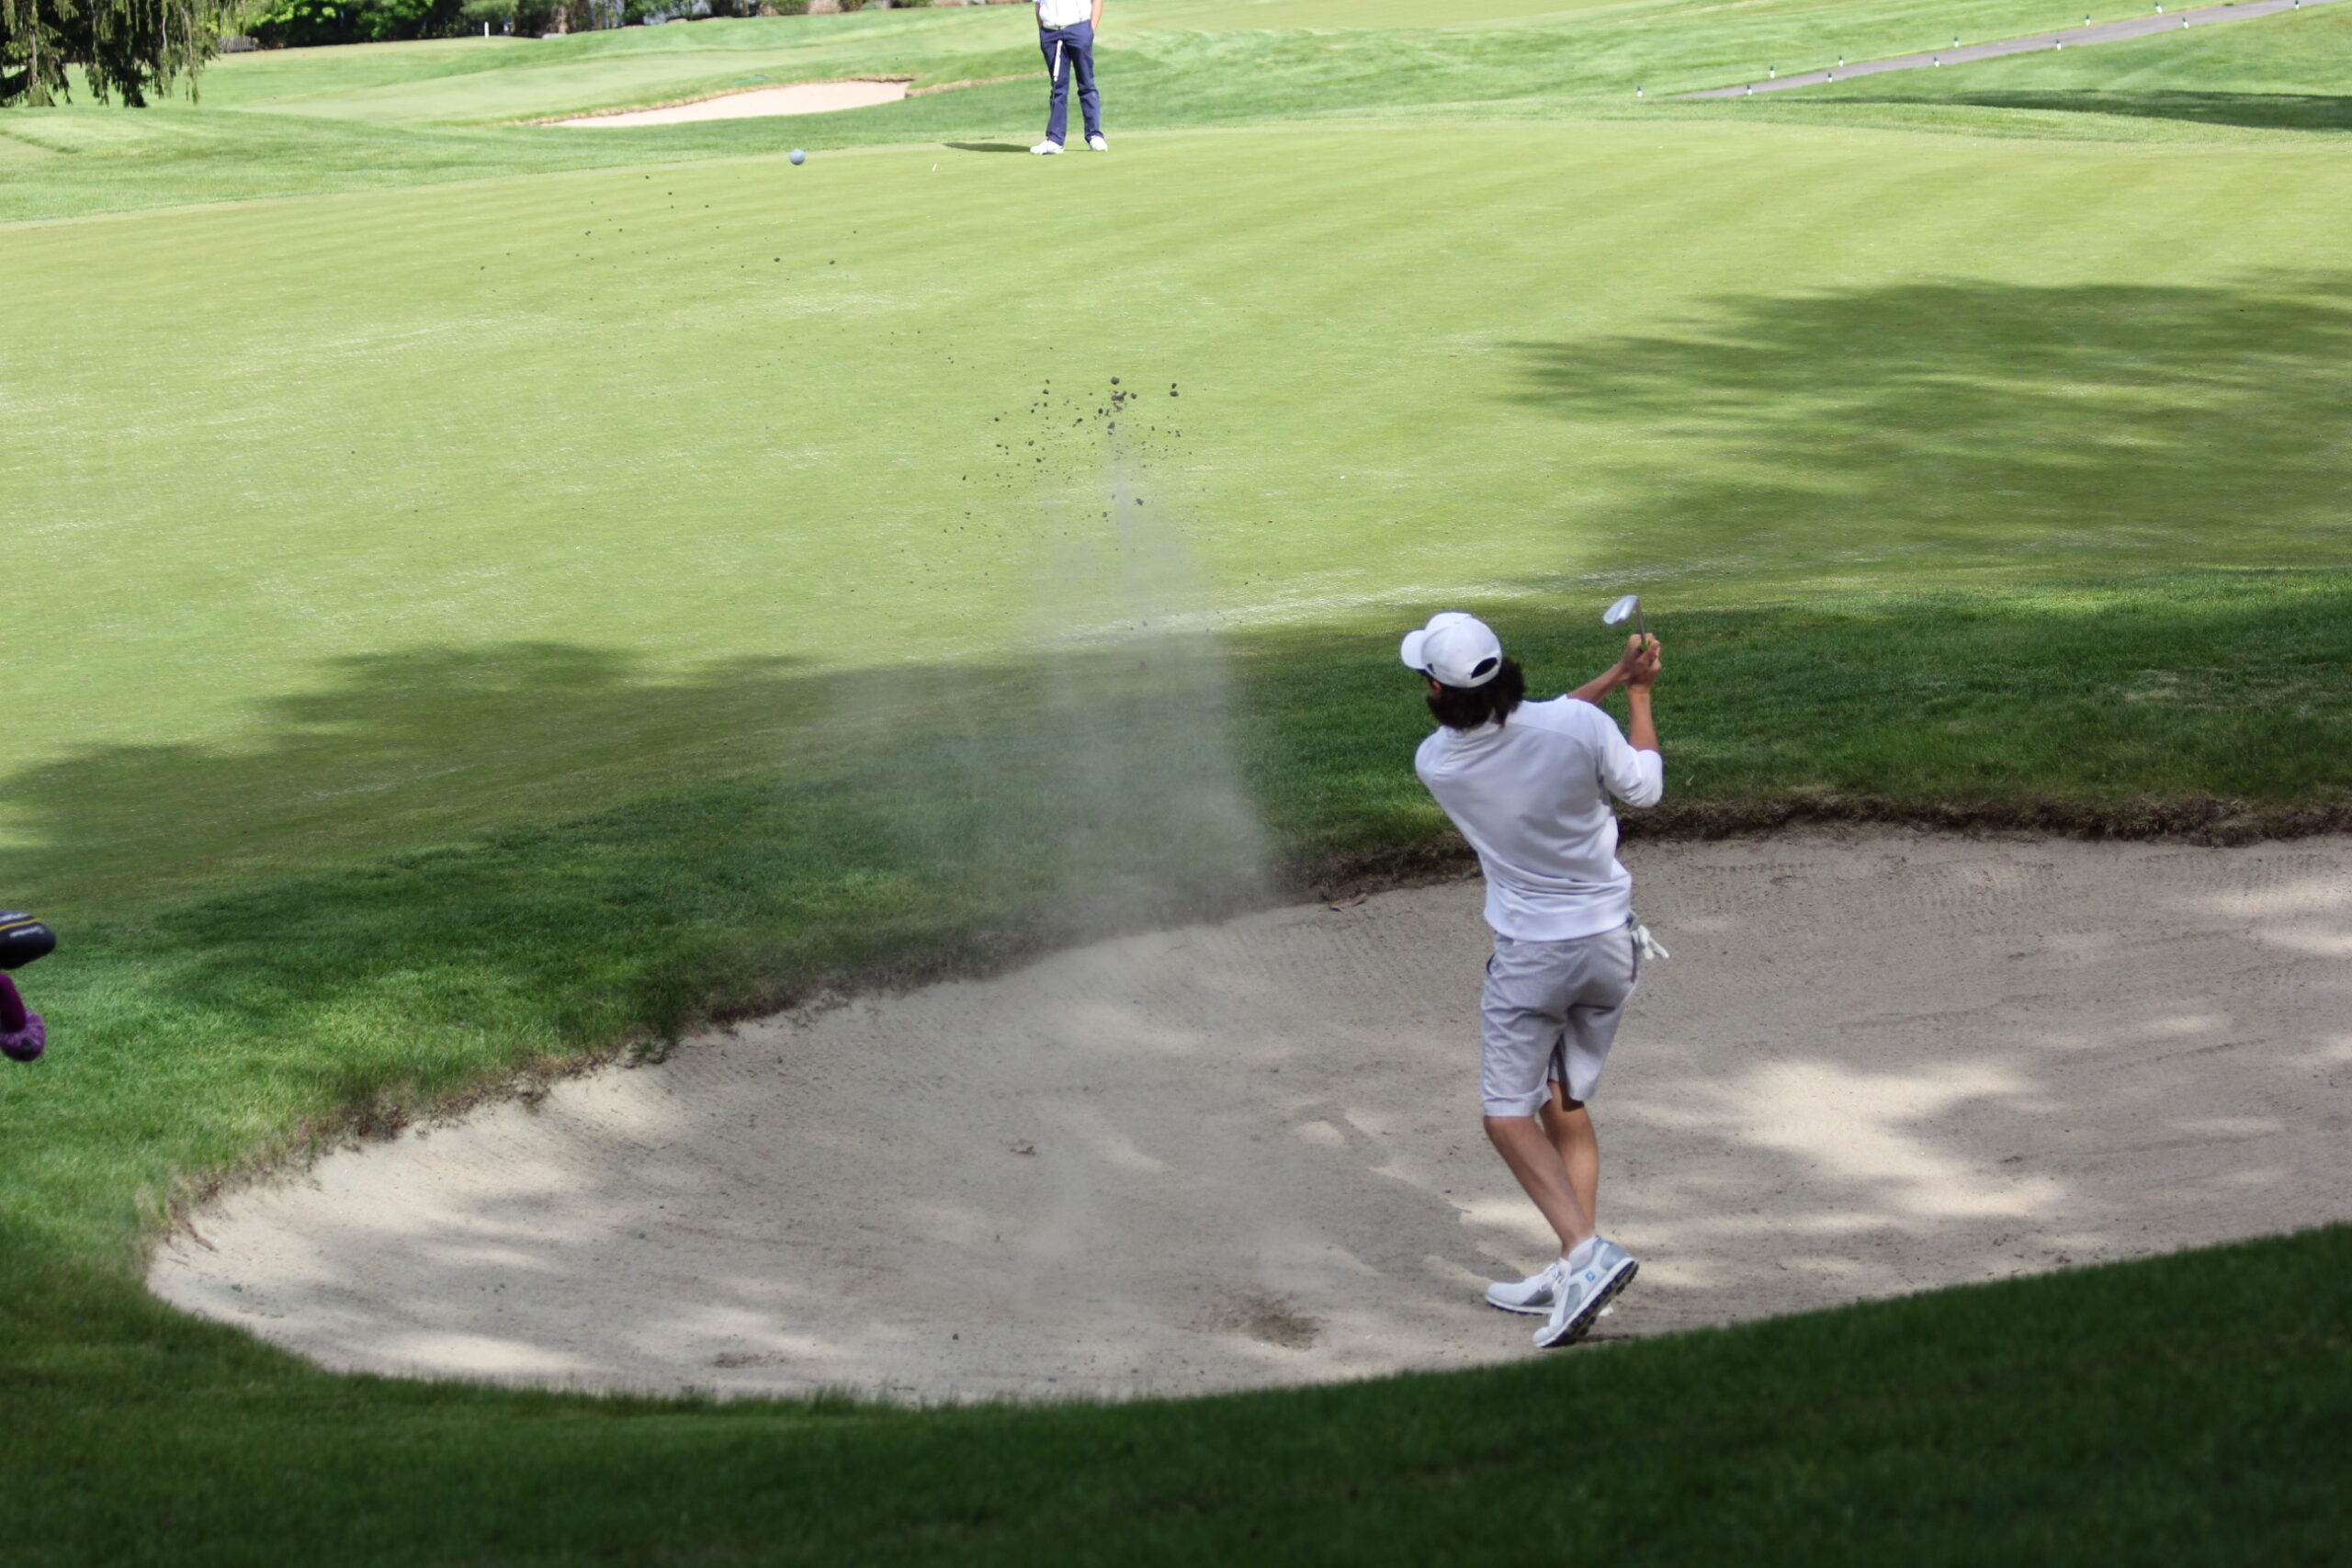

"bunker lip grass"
[1623, 789, 2352, 847]
[1303, 794, 2352, 905]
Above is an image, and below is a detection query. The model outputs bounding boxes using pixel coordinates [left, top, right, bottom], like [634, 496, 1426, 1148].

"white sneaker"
[1031, 140, 1063, 155]
[1533, 1238, 1637, 1349]
[1488, 1261, 1620, 1318]
[1486, 1260, 1565, 1315]
[1087, 133, 1108, 152]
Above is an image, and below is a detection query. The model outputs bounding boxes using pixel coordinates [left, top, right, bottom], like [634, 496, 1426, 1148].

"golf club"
[1601, 592, 1648, 641]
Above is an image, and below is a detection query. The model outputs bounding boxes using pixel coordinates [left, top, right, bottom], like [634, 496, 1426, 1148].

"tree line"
[3, 0, 233, 104]
[1, 0, 939, 88]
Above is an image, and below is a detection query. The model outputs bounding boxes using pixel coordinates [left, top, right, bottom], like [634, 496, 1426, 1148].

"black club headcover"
[0, 913, 56, 971]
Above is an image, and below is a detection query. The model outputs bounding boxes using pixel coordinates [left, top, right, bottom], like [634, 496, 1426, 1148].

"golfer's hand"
[1623, 634, 1662, 692]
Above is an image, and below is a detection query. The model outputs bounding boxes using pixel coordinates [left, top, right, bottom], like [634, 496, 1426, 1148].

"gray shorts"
[1479, 922, 1640, 1117]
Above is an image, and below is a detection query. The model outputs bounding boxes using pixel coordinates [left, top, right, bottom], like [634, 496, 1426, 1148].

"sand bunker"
[150, 830, 2351, 1402]
[553, 79, 909, 127]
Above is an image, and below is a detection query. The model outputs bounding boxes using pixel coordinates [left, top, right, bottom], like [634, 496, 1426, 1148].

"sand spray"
[853, 377, 1272, 949]
[837, 379, 1285, 1323]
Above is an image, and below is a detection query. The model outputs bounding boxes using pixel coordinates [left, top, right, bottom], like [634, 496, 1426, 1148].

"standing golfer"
[1400, 612, 1663, 1348]
[1031, 0, 1105, 154]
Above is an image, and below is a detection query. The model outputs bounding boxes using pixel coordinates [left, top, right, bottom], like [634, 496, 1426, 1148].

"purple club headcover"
[0, 975, 42, 1063]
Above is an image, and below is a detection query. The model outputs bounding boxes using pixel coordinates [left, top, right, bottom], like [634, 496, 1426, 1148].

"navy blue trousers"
[1039, 21, 1100, 145]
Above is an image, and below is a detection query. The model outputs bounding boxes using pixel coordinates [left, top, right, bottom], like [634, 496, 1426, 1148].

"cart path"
[1684, 0, 2340, 99]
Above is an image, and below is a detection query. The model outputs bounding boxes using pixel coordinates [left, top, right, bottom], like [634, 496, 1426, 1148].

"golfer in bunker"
[1402, 612, 1663, 1348]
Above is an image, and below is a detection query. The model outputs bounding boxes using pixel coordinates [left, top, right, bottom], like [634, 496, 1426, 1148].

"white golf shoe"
[1533, 1238, 1638, 1349]
[1088, 133, 1109, 152]
[1031, 139, 1063, 155]
[1486, 1261, 1566, 1315]
[1487, 1261, 1617, 1320]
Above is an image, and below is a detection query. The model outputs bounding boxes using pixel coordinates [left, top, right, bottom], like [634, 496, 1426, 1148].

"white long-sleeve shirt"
[1414, 695, 1665, 941]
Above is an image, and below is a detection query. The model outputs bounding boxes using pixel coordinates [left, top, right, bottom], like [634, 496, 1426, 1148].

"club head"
[1601, 593, 1642, 628]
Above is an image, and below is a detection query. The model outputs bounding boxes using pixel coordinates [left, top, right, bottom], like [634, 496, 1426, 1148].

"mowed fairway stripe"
[4, 123, 2348, 908]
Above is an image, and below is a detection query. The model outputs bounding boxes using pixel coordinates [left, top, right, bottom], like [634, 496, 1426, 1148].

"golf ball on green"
[789, 149, 806, 165]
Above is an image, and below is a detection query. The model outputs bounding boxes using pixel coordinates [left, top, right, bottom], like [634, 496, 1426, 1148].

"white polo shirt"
[1414, 695, 1665, 942]
[1037, 0, 1091, 26]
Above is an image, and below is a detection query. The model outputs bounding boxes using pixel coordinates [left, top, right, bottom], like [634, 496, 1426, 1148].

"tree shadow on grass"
[1, 626, 1275, 1047]
[1509, 271, 2352, 576]
[0, 642, 829, 919]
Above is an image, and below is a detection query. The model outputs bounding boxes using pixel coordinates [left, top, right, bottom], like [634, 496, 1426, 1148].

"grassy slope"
[1837, 1, 2352, 96]
[0, 0, 2312, 220]
[2, 4, 2349, 1562]
[1806, 6, 2352, 138]
[1768, 3, 2352, 130]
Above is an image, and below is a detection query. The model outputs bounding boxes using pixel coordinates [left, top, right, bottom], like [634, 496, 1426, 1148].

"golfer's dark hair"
[1426, 657, 1526, 731]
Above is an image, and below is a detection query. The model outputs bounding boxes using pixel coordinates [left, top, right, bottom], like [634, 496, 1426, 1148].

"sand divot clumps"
[149, 831, 2352, 1402]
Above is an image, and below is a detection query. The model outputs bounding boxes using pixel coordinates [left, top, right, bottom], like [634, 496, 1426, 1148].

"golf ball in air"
[789, 149, 807, 165]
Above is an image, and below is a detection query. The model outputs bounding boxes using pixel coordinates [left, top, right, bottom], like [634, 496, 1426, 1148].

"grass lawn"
[9, 122, 2352, 911]
[15, 1229, 2349, 1564]
[2, 0, 2348, 1560]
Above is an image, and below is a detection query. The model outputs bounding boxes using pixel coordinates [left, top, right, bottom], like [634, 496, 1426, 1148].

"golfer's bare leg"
[1484, 1114, 1595, 1256]
[1540, 1085, 1600, 1230]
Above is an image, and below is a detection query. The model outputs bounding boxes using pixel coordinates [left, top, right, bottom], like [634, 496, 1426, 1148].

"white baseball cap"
[1399, 612, 1505, 689]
